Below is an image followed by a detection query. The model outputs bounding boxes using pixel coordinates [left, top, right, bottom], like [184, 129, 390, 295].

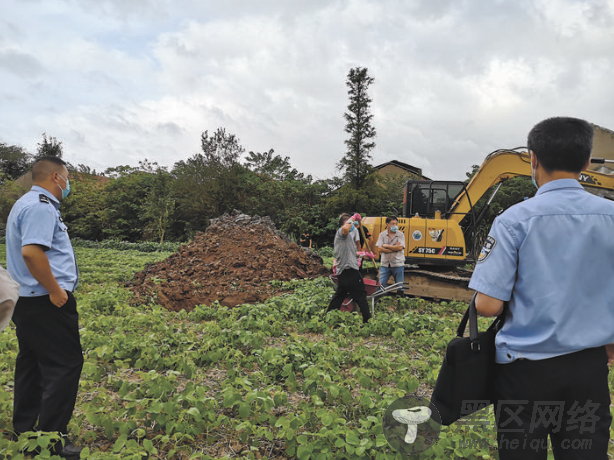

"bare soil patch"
[128, 211, 330, 311]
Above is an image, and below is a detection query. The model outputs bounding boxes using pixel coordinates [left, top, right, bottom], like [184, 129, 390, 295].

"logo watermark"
[382, 395, 442, 455]
[382, 398, 600, 456]
[498, 435, 593, 452]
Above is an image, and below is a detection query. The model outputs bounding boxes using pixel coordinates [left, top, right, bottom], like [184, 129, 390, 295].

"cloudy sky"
[1, 0, 613, 181]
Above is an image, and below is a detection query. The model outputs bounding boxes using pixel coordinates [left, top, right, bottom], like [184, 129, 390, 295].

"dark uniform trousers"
[327, 268, 371, 323]
[495, 346, 611, 460]
[11, 291, 83, 436]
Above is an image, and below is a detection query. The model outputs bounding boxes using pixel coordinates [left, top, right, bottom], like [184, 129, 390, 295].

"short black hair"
[339, 213, 351, 227]
[385, 216, 398, 225]
[32, 157, 67, 182]
[527, 117, 593, 173]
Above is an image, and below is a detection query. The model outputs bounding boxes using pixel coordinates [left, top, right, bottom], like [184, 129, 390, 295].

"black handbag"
[430, 293, 506, 426]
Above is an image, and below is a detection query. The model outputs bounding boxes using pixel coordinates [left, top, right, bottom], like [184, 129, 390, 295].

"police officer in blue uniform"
[469, 117, 614, 460]
[6, 157, 83, 458]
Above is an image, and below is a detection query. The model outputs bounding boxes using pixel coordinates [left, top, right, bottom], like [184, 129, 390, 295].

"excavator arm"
[448, 149, 614, 225]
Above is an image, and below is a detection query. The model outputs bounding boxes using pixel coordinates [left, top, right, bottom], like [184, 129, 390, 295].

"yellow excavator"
[362, 149, 614, 301]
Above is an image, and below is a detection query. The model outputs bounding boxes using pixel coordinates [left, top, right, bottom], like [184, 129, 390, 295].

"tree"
[338, 67, 376, 189]
[244, 149, 302, 181]
[0, 180, 27, 232]
[77, 164, 98, 175]
[172, 127, 248, 233]
[101, 172, 153, 241]
[103, 165, 140, 179]
[242, 150, 329, 240]
[323, 173, 385, 219]
[140, 167, 176, 243]
[200, 128, 244, 169]
[60, 173, 108, 241]
[375, 171, 418, 217]
[36, 133, 63, 158]
[0, 142, 32, 181]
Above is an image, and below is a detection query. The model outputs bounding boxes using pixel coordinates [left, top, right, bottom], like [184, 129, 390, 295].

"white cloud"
[1, 0, 614, 183]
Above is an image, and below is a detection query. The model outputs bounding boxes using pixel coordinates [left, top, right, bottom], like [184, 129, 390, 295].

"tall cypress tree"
[338, 67, 376, 189]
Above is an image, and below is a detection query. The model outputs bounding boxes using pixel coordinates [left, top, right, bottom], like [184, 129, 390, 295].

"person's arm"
[469, 218, 516, 315]
[375, 233, 389, 253]
[366, 236, 374, 252]
[606, 344, 614, 366]
[475, 292, 504, 317]
[0, 267, 19, 331]
[382, 243, 403, 251]
[21, 244, 67, 307]
[0, 298, 15, 331]
[341, 219, 354, 236]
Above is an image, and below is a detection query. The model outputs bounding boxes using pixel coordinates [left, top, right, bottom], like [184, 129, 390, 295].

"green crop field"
[0, 245, 610, 459]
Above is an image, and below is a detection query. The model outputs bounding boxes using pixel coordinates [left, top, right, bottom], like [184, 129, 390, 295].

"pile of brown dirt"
[128, 210, 331, 312]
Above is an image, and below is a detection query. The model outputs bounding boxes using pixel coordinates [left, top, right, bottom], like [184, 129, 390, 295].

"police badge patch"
[477, 236, 496, 263]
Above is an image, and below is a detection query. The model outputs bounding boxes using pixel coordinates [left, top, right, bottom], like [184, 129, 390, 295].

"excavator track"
[363, 265, 475, 302]
[402, 266, 474, 302]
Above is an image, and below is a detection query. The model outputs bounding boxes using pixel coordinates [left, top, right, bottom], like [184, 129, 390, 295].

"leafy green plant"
[71, 237, 182, 253]
[0, 244, 586, 459]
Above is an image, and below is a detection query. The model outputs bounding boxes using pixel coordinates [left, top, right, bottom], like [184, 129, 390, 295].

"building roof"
[374, 160, 430, 180]
[594, 123, 614, 137]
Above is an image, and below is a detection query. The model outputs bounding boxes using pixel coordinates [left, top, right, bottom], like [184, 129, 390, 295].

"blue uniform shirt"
[469, 179, 614, 364]
[6, 186, 78, 296]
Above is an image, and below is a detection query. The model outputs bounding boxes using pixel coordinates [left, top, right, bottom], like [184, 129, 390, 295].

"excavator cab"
[400, 180, 469, 265]
[403, 181, 466, 219]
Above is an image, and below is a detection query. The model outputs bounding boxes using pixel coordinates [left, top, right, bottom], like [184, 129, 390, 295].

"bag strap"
[456, 292, 507, 351]
[468, 293, 480, 340]
[455, 302, 471, 338]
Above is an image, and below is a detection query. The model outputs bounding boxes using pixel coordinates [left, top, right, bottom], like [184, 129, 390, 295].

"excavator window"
[404, 181, 467, 218]
[431, 189, 448, 214]
[409, 184, 429, 217]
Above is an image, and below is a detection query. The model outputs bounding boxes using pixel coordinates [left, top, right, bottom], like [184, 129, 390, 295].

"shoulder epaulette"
[39, 194, 51, 204]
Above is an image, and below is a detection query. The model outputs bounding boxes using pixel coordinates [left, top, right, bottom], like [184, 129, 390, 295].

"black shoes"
[9, 433, 82, 459]
[55, 442, 82, 459]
